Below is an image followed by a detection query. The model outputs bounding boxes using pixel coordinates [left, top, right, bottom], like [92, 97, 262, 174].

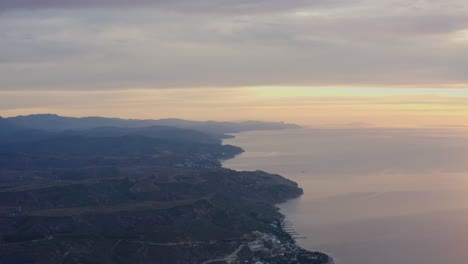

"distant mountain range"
[0, 116, 52, 144]
[5, 114, 300, 135]
[0, 114, 300, 146]
[0, 114, 333, 264]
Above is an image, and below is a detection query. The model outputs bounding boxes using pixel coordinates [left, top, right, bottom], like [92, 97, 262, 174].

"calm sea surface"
[223, 128, 468, 264]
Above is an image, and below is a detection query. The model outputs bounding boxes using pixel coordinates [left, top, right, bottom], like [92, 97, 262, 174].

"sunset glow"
[2, 87, 468, 127]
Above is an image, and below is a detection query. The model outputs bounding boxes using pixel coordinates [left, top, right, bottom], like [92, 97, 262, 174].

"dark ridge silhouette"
[6, 114, 300, 135]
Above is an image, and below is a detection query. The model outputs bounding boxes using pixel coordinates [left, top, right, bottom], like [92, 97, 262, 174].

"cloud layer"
[1, 0, 468, 90]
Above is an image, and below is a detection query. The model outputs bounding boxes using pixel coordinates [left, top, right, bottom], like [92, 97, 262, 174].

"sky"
[1, 0, 468, 126]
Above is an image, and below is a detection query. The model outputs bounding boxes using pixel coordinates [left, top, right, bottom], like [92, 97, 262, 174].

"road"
[201, 244, 246, 264]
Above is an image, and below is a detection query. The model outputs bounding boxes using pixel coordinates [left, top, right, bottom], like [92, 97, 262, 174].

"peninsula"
[0, 115, 332, 264]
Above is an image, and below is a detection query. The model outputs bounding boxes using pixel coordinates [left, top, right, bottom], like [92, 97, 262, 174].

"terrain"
[5, 114, 300, 137]
[0, 115, 331, 264]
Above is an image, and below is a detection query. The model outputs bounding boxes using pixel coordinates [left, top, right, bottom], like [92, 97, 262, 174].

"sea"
[223, 127, 468, 264]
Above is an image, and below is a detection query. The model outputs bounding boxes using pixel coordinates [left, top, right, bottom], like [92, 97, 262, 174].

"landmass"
[5, 114, 301, 136]
[0, 115, 332, 264]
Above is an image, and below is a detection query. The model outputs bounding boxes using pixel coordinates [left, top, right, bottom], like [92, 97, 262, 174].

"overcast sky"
[1, 1, 468, 125]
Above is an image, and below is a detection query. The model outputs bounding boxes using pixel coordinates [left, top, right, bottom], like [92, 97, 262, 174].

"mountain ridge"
[6, 114, 301, 135]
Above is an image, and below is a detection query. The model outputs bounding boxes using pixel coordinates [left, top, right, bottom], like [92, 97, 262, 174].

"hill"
[6, 114, 301, 136]
[0, 115, 331, 264]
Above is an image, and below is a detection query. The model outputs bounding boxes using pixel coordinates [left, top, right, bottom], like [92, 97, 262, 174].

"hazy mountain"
[1, 114, 300, 146]
[0, 116, 17, 131]
[6, 114, 300, 135]
[0, 116, 52, 144]
[0, 114, 331, 264]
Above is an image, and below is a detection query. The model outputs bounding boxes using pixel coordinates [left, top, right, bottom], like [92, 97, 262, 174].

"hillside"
[6, 114, 301, 136]
[0, 118, 330, 264]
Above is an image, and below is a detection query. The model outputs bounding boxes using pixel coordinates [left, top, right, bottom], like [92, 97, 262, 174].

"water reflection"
[224, 128, 468, 264]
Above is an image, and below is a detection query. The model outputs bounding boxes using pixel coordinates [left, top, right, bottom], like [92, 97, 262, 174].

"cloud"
[0, 0, 336, 13]
[2, 87, 468, 127]
[1, 0, 468, 90]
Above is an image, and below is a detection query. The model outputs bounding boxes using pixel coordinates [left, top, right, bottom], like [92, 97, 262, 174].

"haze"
[2, 0, 468, 127]
[224, 128, 468, 264]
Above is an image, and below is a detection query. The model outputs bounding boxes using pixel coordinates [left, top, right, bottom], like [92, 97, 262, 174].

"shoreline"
[222, 133, 334, 264]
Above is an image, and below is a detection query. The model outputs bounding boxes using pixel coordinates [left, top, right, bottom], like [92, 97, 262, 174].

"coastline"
[222, 133, 334, 264]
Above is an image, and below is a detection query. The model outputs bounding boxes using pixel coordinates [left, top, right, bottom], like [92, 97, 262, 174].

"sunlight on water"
[224, 128, 468, 264]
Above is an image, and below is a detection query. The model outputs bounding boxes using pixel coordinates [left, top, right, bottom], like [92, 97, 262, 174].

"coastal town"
[201, 222, 333, 264]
